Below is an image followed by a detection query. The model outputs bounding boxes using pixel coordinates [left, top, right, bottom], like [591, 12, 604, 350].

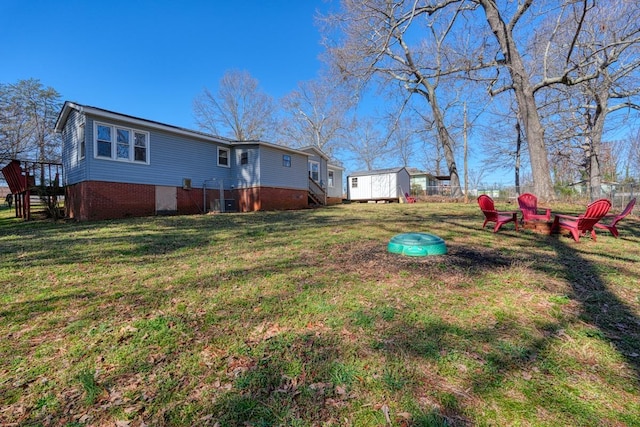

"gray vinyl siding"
[327, 167, 343, 198]
[232, 145, 261, 188]
[61, 109, 87, 185]
[258, 146, 308, 190]
[83, 115, 233, 189]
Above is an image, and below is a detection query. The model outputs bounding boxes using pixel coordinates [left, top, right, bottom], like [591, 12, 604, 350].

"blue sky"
[1, 0, 515, 185]
[0, 0, 328, 129]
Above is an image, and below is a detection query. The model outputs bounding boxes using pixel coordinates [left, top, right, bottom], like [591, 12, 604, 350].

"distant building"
[407, 168, 451, 196]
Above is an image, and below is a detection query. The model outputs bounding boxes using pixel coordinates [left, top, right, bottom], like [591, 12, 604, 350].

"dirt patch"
[320, 240, 513, 282]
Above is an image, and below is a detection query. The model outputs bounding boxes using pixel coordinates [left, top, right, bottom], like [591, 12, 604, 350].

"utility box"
[210, 199, 237, 212]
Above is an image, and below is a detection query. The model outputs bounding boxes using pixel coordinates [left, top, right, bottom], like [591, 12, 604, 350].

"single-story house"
[347, 167, 411, 202]
[54, 101, 344, 221]
[407, 168, 451, 196]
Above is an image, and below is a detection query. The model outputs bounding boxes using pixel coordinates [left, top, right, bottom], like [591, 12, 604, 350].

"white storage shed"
[347, 167, 412, 202]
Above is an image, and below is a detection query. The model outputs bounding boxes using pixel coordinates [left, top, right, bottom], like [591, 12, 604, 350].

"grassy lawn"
[1, 201, 639, 426]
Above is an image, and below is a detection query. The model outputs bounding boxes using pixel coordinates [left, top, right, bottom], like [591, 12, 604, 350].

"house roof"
[54, 101, 316, 158]
[299, 146, 329, 160]
[227, 140, 321, 157]
[348, 167, 409, 177]
[406, 168, 450, 180]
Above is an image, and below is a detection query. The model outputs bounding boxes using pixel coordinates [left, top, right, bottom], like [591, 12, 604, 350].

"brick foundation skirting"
[65, 181, 309, 220]
[233, 187, 308, 212]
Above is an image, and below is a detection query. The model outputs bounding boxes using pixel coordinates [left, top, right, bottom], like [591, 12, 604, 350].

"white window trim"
[328, 170, 334, 188]
[217, 146, 230, 168]
[93, 121, 150, 164]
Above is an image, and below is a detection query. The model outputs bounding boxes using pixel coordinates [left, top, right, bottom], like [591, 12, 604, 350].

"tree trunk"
[480, 1, 555, 200]
[464, 103, 469, 203]
[429, 87, 463, 197]
[588, 95, 607, 200]
[515, 121, 522, 194]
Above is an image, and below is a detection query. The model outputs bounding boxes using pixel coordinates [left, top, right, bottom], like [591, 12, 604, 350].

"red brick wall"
[65, 181, 308, 220]
[65, 181, 155, 221]
[234, 187, 308, 212]
[177, 187, 208, 215]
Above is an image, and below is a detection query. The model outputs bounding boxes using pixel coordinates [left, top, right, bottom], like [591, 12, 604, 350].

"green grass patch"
[0, 203, 639, 426]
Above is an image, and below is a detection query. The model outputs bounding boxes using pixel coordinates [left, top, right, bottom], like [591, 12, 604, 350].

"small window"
[328, 171, 334, 188]
[351, 177, 358, 188]
[218, 147, 230, 167]
[309, 161, 319, 181]
[134, 132, 147, 162]
[116, 128, 130, 159]
[282, 154, 291, 167]
[240, 152, 249, 165]
[79, 123, 86, 160]
[96, 124, 112, 158]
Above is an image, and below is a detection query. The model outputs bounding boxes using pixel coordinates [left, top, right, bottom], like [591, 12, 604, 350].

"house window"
[218, 147, 230, 167]
[134, 132, 147, 162]
[328, 170, 334, 188]
[309, 161, 319, 181]
[79, 123, 85, 160]
[283, 154, 291, 167]
[96, 124, 112, 158]
[240, 152, 249, 165]
[351, 177, 358, 188]
[94, 122, 149, 164]
[116, 129, 130, 159]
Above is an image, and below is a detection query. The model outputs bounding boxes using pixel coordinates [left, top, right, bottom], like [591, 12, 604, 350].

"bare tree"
[627, 130, 640, 181]
[321, 0, 640, 200]
[319, 0, 480, 197]
[278, 75, 354, 158]
[532, 0, 640, 198]
[477, 0, 558, 200]
[384, 113, 422, 168]
[467, 168, 486, 191]
[480, 95, 529, 191]
[0, 78, 62, 165]
[343, 117, 388, 171]
[193, 70, 277, 141]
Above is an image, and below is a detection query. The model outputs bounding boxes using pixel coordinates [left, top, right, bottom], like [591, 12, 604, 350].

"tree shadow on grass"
[353, 218, 640, 424]
[548, 234, 640, 374]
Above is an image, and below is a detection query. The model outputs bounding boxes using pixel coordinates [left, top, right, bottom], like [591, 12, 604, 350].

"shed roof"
[348, 167, 408, 177]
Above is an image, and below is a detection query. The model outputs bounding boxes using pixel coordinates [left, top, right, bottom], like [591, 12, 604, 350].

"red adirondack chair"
[404, 192, 416, 203]
[517, 193, 551, 222]
[594, 197, 636, 238]
[553, 198, 611, 242]
[478, 195, 518, 232]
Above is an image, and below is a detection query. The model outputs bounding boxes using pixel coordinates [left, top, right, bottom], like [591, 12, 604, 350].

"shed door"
[372, 174, 392, 198]
[156, 186, 177, 214]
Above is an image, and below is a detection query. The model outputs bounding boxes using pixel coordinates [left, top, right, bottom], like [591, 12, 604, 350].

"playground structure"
[1, 160, 64, 220]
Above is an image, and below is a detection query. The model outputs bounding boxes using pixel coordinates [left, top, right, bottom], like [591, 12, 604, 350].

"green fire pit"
[387, 232, 447, 256]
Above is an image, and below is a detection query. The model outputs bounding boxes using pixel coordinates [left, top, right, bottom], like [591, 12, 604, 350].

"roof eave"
[54, 101, 232, 145]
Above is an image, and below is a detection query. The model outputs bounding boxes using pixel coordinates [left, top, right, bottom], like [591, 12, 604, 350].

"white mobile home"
[347, 167, 411, 202]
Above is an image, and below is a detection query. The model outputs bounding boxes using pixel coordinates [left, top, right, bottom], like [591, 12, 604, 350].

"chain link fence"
[411, 183, 638, 211]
